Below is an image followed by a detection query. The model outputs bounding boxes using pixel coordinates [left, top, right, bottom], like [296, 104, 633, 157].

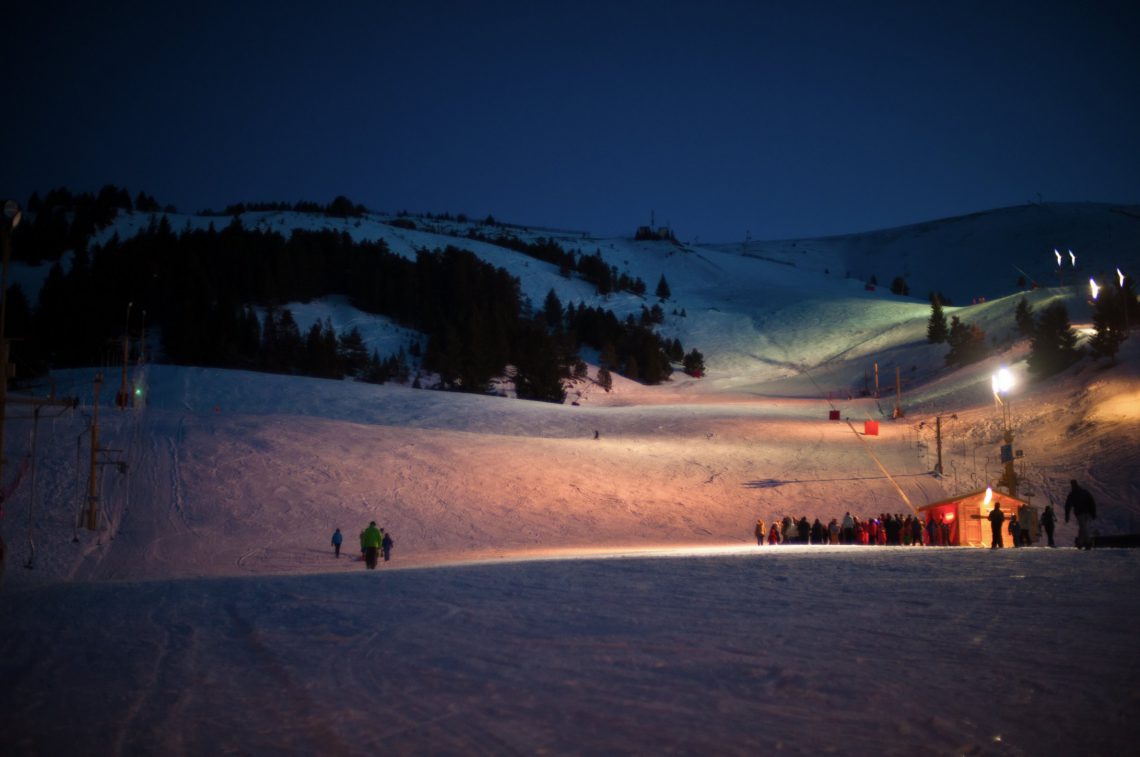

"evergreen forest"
[6, 188, 688, 404]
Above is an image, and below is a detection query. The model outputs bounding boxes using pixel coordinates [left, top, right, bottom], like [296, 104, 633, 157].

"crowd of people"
[753, 513, 948, 546]
[753, 480, 1097, 549]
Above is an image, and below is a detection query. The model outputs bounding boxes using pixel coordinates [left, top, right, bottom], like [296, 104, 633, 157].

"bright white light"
[1069, 250, 1077, 267]
[1090, 278, 1100, 300]
[992, 367, 1014, 395]
[984, 487, 993, 505]
[1054, 249, 1062, 266]
[1119, 268, 1126, 288]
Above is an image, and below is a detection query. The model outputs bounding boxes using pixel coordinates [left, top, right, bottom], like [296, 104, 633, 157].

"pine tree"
[927, 297, 948, 344]
[655, 274, 671, 300]
[542, 288, 563, 330]
[338, 327, 369, 377]
[683, 348, 705, 376]
[945, 315, 987, 367]
[1088, 292, 1126, 361]
[596, 365, 613, 392]
[624, 354, 640, 381]
[1014, 297, 1035, 338]
[1028, 302, 1082, 377]
[890, 276, 909, 296]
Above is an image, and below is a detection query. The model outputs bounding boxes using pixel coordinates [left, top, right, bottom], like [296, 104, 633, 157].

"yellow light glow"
[1090, 278, 1100, 300]
[1119, 268, 1126, 288]
[1054, 249, 1062, 266]
[984, 487, 993, 505]
[1069, 249, 1077, 267]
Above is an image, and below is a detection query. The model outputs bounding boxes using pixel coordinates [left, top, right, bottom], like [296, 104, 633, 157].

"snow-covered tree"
[927, 297, 947, 344]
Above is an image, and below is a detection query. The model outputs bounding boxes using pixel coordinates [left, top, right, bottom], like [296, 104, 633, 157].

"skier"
[1041, 504, 1057, 547]
[988, 502, 1005, 549]
[381, 529, 394, 562]
[331, 527, 343, 558]
[361, 521, 382, 569]
[1064, 480, 1097, 550]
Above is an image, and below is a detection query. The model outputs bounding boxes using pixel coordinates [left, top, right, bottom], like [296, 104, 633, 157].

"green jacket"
[361, 525, 382, 549]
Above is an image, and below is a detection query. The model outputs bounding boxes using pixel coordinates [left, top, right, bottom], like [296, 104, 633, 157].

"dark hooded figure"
[381, 529, 394, 562]
[1064, 480, 1097, 550]
[1041, 504, 1057, 547]
[988, 503, 1005, 549]
[1008, 514, 1022, 548]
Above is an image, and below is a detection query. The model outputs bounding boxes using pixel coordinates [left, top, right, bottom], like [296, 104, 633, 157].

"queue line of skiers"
[754, 513, 940, 546]
[752, 512, 992, 547]
[755, 480, 1096, 549]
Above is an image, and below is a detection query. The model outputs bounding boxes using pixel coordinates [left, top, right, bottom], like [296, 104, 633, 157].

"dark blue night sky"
[4, 1, 1138, 242]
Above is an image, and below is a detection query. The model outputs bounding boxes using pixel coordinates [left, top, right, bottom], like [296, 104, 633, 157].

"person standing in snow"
[361, 521, 382, 569]
[810, 518, 824, 545]
[1008, 514, 1022, 548]
[1064, 480, 1097, 550]
[1041, 504, 1057, 547]
[331, 528, 343, 558]
[841, 512, 855, 544]
[767, 522, 780, 545]
[782, 516, 796, 544]
[754, 518, 766, 546]
[381, 528, 394, 562]
[988, 502, 1006, 549]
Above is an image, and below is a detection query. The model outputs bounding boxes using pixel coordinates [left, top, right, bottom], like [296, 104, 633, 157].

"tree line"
[926, 278, 1138, 378]
[6, 199, 695, 403]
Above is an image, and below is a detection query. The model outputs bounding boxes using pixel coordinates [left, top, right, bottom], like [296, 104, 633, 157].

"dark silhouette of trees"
[1027, 302, 1081, 377]
[1015, 297, 1035, 338]
[12, 189, 698, 402]
[944, 315, 988, 367]
[1088, 289, 1129, 362]
[683, 348, 705, 376]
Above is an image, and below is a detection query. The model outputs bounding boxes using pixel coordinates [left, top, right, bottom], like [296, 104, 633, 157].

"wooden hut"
[917, 489, 1035, 547]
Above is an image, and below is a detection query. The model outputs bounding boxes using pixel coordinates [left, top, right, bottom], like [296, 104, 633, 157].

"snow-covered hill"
[4, 200, 1138, 578]
[1, 201, 1138, 754]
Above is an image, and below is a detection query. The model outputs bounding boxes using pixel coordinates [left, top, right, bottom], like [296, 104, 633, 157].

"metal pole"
[25, 406, 40, 568]
[935, 415, 943, 475]
[86, 374, 103, 530]
[117, 302, 132, 409]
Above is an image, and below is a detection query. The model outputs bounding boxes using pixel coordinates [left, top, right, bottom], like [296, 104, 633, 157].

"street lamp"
[992, 366, 1017, 495]
[1089, 277, 1100, 301]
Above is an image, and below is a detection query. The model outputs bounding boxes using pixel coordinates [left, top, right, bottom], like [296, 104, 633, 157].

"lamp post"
[992, 367, 1017, 496]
